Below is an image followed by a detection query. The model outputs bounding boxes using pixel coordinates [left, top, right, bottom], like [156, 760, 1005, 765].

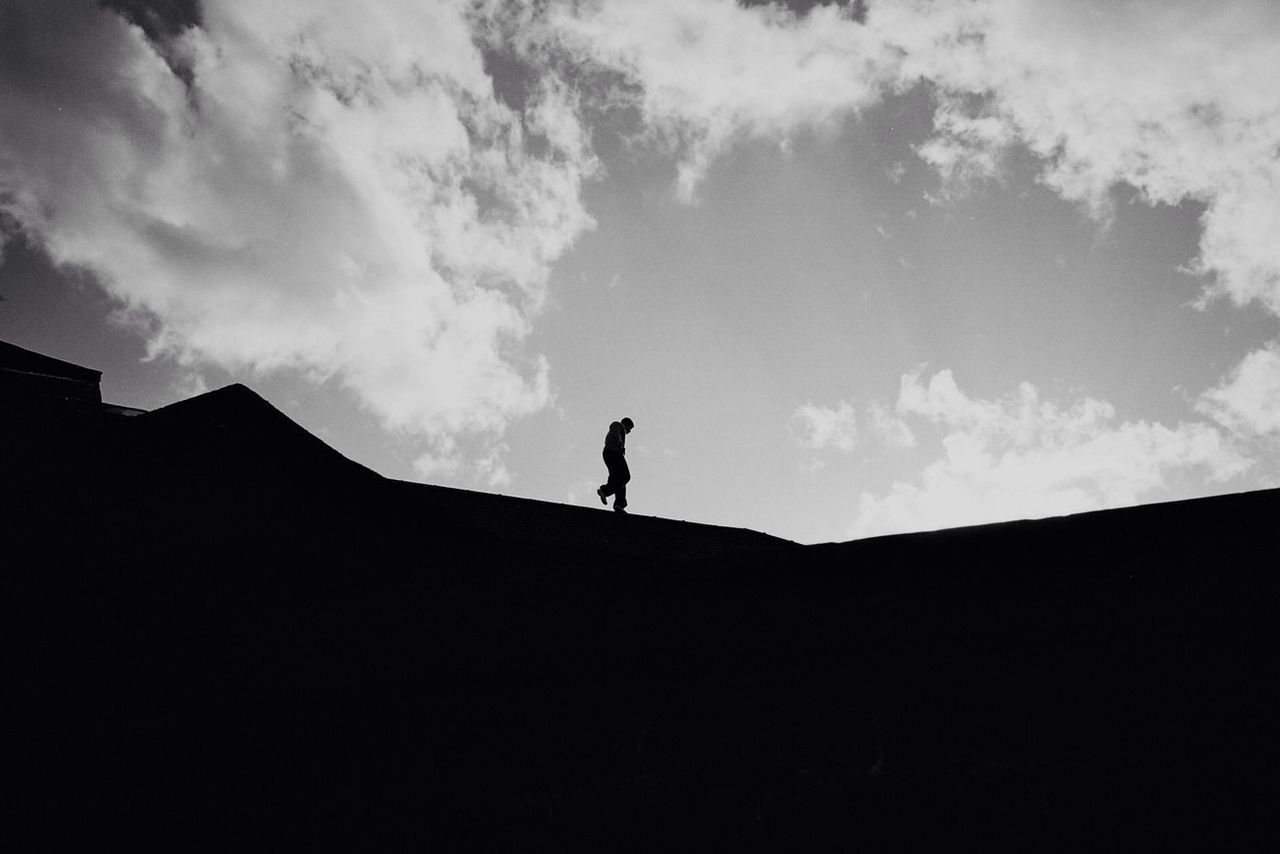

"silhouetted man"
[597, 416, 633, 513]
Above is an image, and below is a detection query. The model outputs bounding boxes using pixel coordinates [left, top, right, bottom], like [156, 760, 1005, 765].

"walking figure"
[597, 417, 634, 513]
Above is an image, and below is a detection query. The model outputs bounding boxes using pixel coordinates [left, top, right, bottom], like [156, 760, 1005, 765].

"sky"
[3, 0, 1280, 544]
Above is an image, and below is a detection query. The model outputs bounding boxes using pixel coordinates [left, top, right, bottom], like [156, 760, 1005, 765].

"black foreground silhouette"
[4, 340, 1276, 851]
[598, 416, 633, 512]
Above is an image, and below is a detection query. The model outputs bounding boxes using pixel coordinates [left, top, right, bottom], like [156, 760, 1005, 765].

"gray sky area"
[4, 0, 1280, 543]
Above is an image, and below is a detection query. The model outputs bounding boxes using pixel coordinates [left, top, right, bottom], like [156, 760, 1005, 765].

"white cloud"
[413, 432, 512, 487]
[789, 399, 859, 453]
[789, 396, 914, 456]
[167, 370, 210, 404]
[567, 478, 602, 505]
[413, 433, 463, 481]
[0, 0, 596, 449]
[901, 0, 1280, 312]
[851, 369, 1250, 538]
[546, 0, 1280, 310]
[9, 0, 1280, 494]
[548, 0, 903, 202]
[475, 443, 514, 488]
[412, 450, 463, 482]
[867, 399, 916, 448]
[1197, 343, 1280, 436]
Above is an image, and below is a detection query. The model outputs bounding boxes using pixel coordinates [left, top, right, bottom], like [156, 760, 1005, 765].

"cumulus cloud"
[790, 397, 917, 454]
[412, 435, 463, 481]
[8, 0, 1279, 493]
[789, 399, 859, 453]
[0, 0, 596, 449]
[1197, 343, 1280, 437]
[475, 443, 514, 488]
[546, 0, 1280, 310]
[901, 0, 1280, 313]
[867, 399, 916, 448]
[851, 369, 1250, 537]
[548, 0, 904, 201]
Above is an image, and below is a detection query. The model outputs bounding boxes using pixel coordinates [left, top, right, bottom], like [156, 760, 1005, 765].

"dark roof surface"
[10, 373, 1279, 850]
[132, 382, 796, 563]
[388, 480, 797, 563]
[0, 339, 102, 383]
[133, 382, 381, 486]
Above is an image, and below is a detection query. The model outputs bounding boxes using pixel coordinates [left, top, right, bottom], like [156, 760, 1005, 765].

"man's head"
[621, 417, 634, 432]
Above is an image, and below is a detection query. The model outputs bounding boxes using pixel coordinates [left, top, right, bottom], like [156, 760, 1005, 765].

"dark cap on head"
[621, 417, 634, 430]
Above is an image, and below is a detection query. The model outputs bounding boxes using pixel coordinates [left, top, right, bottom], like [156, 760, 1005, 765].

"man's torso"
[604, 421, 625, 453]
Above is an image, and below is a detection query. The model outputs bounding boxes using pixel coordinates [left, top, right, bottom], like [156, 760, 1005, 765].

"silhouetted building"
[0, 339, 144, 419]
[7, 335, 1276, 851]
[1, 340, 145, 489]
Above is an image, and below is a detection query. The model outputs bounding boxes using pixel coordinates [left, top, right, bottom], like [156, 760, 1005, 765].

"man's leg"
[613, 457, 630, 511]
[600, 451, 615, 499]
[602, 450, 629, 510]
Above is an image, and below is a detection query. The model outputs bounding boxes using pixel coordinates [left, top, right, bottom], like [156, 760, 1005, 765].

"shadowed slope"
[120, 383, 791, 566]
[131, 382, 383, 486]
[7, 379, 1277, 852]
[387, 479, 796, 563]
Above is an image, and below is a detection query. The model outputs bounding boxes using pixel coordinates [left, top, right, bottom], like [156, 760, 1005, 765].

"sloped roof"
[387, 480, 797, 563]
[12, 375, 1279, 852]
[132, 382, 796, 563]
[0, 339, 101, 383]
[133, 382, 381, 486]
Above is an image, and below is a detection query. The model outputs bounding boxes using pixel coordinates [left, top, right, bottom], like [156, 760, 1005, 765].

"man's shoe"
[597, 486, 608, 505]
[614, 504, 627, 514]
